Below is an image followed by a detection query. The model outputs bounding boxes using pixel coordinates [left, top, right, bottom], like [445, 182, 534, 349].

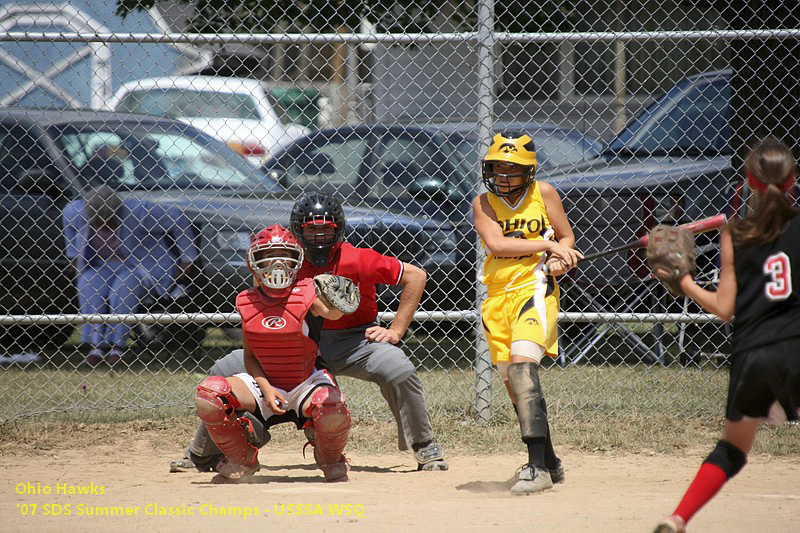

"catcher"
[175, 192, 447, 475]
[649, 137, 800, 533]
[195, 224, 359, 483]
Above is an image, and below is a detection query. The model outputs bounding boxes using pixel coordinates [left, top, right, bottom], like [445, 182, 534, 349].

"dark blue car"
[544, 70, 736, 295]
[262, 123, 602, 310]
[0, 109, 458, 350]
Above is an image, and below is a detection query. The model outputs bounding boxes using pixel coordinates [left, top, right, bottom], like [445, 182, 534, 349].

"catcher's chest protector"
[236, 279, 319, 391]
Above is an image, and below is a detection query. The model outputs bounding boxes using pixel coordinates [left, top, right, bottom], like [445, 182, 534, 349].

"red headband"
[747, 171, 796, 193]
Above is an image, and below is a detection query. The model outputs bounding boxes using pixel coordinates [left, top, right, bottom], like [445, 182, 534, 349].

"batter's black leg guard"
[507, 362, 548, 441]
[703, 440, 747, 479]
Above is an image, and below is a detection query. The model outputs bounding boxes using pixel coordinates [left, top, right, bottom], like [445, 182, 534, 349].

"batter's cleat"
[511, 464, 553, 494]
[653, 515, 686, 533]
[314, 448, 350, 482]
[215, 457, 260, 481]
[548, 459, 565, 484]
[414, 442, 449, 471]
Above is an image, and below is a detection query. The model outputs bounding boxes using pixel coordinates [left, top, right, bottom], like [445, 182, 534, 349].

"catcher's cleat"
[548, 459, 565, 484]
[414, 442, 449, 471]
[314, 447, 350, 482]
[215, 457, 260, 481]
[653, 515, 687, 533]
[511, 464, 553, 494]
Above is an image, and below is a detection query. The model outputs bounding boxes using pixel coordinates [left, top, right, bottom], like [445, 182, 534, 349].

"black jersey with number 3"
[731, 213, 800, 354]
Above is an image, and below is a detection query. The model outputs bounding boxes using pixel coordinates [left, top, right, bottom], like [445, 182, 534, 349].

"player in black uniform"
[654, 137, 800, 533]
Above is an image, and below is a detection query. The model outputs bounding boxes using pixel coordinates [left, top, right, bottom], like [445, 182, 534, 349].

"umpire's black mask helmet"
[290, 191, 346, 267]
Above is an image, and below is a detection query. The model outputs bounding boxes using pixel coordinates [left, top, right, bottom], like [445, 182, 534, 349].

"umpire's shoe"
[548, 459, 565, 484]
[169, 452, 223, 473]
[414, 441, 449, 471]
[511, 463, 553, 494]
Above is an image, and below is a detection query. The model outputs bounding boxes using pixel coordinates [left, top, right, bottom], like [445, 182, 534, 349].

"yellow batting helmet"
[482, 132, 537, 197]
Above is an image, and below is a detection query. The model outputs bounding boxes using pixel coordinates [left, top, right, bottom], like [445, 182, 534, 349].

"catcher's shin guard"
[195, 376, 258, 468]
[309, 386, 351, 481]
[507, 362, 548, 441]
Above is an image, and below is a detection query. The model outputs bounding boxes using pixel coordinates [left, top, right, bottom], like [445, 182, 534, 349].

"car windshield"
[51, 122, 281, 192]
[117, 89, 261, 121]
[271, 133, 368, 198]
[451, 130, 597, 170]
[605, 76, 732, 157]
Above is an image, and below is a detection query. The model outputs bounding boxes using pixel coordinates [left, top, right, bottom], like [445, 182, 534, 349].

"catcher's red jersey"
[298, 243, 403, 329]
[236, 279, 319, 390]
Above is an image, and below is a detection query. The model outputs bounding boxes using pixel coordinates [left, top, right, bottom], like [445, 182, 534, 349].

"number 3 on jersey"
[763, 252, 793, 300]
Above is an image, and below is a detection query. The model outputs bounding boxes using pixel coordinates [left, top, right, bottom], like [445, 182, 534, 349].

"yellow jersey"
[479, 182, 555, 294]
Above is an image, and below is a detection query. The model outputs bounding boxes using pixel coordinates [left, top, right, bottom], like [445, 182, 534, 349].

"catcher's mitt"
[313, 274, 360, 314]
[646, 225, 696, 296]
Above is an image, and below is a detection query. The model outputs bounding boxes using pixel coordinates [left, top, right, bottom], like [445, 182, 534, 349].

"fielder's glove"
[313, 274, 360, 314]
[646, 224, 696, 297]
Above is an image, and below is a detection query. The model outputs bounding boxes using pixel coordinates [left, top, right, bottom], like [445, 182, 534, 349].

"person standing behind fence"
[62, 185, 197, 366]
[171, 191, 448, 473]
[653, 137, 800, 533]
[473, 132, 583, 494]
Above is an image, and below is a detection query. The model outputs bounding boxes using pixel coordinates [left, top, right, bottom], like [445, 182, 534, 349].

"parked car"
[536, 70, 738, 364]
[107, 76, 309, 164]
[260, 123, 602, 309]
[432, 121, 603, 171]
[542, 70, 739, 295]
[0, 109, 458, 350]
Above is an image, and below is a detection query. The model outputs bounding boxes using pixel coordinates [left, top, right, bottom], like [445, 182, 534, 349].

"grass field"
[2, 364, 798, 457]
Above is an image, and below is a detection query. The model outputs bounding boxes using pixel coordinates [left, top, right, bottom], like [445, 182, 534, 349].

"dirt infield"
[4, 428, 798, 533]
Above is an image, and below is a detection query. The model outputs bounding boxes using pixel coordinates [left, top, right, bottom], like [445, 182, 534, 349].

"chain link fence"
[1, 1, 798, 423]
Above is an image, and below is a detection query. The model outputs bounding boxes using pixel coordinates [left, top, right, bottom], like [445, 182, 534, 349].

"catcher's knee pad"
[309, 386, 351, 465]
[703, 440, 747, 479]
[195, 376, 258, 466]
[507, 362, 547, 441]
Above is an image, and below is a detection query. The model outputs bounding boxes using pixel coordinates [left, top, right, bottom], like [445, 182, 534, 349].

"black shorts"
[726, 337, 800, 423]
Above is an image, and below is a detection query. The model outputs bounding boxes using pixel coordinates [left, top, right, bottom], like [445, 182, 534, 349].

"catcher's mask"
[247, 225, 304, 290]
[290, 192, 345, 267]
[482, 132, 537, 197]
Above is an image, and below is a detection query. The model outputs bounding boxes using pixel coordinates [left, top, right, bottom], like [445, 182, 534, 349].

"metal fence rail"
[0, 0, 794, 423]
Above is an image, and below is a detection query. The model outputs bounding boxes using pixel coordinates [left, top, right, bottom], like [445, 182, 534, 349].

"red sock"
[672, 462, 728, 523]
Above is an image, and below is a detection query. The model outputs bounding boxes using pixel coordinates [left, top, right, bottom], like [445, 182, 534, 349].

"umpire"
[172, 192, 448, 472]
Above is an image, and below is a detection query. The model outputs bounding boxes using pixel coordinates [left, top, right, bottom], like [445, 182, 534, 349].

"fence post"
[474, 0, 495, 425]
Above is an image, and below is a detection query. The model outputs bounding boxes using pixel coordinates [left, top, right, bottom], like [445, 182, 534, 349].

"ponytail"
[731, 137, 798, 246]
[732, 184, 797, 245]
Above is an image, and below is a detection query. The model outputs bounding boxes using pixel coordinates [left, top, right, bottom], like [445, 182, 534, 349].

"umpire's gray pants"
[187, 325, 434, 461]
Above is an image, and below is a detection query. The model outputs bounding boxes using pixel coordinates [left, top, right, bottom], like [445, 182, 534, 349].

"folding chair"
[558, 276, 667, 366]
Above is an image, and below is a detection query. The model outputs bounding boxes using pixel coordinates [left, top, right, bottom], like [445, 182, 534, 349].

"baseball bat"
[543, 213, 727, 274]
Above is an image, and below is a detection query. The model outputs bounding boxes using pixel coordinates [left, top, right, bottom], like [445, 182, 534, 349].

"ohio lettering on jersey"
[481, 184, 554, 288]
[495, 214, 548, 259]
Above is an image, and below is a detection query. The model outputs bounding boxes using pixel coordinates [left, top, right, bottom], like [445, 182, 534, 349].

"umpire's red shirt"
[297, 243, 403, 330]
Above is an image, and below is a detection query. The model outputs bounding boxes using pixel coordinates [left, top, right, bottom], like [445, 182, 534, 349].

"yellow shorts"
[481, 280, 560, 364]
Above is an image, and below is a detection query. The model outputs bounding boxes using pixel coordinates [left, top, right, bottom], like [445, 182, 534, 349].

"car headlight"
[216, 230, 252, 253]
[422, 228, 458, 264]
